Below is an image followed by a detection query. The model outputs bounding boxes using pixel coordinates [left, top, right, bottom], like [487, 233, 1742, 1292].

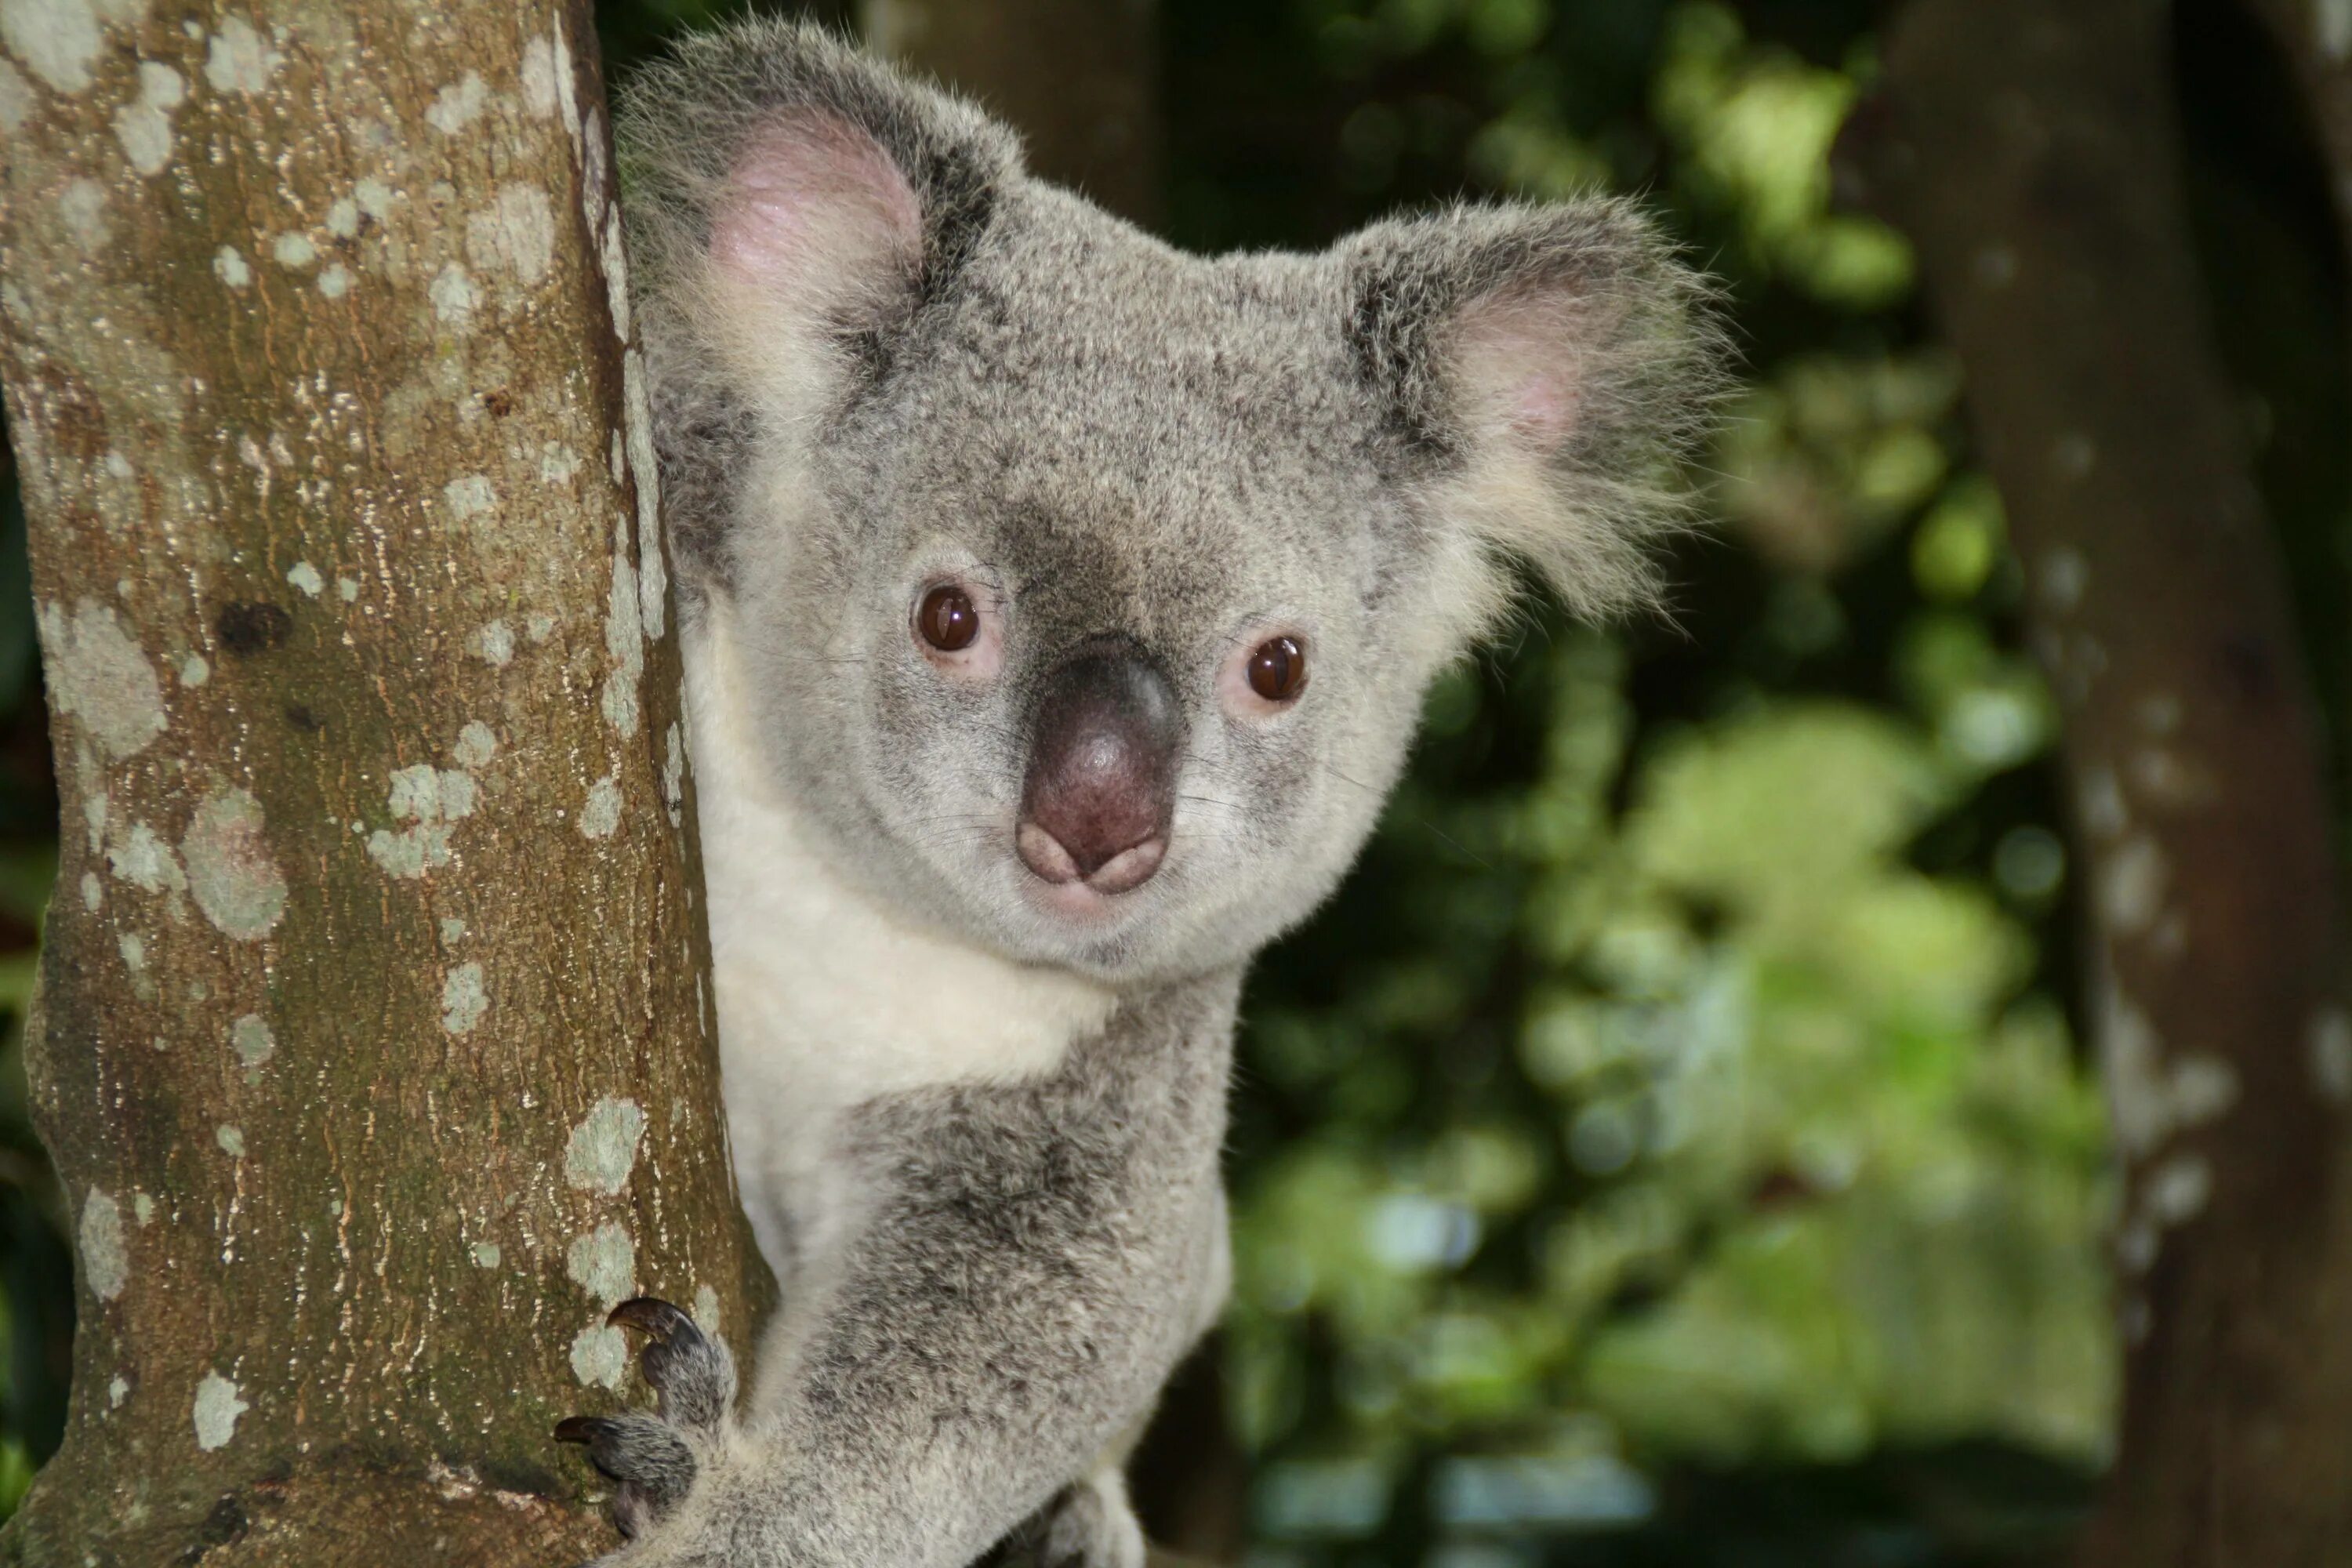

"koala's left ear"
[1340, 200, 1728, 626]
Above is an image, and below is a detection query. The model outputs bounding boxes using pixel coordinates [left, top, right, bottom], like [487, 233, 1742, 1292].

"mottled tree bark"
[0, 0, 767, 1561]
[1841, 2, 2352, 1563]
[859, 0, 1160, 227]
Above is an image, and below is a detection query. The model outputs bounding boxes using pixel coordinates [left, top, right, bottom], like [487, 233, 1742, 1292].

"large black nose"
[1018, 640, 1181, 895]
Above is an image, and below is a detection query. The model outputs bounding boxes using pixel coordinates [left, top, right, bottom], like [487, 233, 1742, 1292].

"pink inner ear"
[1456, 289, 1588, 452]
[709, 111, 924, 297]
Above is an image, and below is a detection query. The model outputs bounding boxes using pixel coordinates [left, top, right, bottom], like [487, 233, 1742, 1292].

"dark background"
[3, 1, 2345, 1563]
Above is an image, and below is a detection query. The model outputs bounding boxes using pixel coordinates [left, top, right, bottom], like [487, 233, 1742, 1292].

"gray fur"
[576, 19, 1723, 1566]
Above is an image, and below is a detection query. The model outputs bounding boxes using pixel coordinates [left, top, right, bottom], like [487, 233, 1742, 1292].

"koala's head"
[620, 23, 1722, 985]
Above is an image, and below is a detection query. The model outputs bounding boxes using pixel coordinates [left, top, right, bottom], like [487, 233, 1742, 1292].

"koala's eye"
[917, 584, 980, 652]
[1247, 636, 1308, 702]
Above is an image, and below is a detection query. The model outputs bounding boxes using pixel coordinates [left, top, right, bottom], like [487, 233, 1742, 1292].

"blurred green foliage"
[1158, 0, 2115, 1560]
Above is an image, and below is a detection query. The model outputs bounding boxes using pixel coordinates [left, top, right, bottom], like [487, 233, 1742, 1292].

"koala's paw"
[555, 1297, 739, 1543]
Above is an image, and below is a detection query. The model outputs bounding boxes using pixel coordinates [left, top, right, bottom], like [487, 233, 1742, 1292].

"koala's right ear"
[618, 22, 1021, 539]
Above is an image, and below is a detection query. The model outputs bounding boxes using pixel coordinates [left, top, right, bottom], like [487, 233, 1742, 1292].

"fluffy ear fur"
[617, 20, 1022, 569]
[1340, 201, 1729, 626]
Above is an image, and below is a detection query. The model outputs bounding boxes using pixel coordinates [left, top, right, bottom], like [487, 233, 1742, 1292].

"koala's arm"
[569, 1018, 1231, 1568]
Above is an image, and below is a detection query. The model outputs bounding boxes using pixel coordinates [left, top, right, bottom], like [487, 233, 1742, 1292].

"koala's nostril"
[1018, 640, 1181, 896]
[1016, 820, 1166, 894]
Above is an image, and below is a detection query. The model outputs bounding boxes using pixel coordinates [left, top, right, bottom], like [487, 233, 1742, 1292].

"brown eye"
[917, 584, 979, 652]
[1247, 635, 1307, 702]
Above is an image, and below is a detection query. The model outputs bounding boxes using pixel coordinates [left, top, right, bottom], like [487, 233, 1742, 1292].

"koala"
[554, 19, 1720, 1568]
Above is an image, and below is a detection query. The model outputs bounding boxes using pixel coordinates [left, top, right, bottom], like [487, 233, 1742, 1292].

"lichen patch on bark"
[563, 1097, 645, 1195]
[78, 1188, 127, 1301]
[38, 598, 166, 760]
[191, 1370, 248, 1451]
[182, 786, 288, 940]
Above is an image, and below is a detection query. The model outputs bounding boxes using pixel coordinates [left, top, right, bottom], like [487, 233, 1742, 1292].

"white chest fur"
[680, 602, 1120, 1280]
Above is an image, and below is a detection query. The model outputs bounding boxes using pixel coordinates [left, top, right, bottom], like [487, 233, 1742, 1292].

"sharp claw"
[608, 1296, 696, 1341]
[554, 1415, 616, 1446]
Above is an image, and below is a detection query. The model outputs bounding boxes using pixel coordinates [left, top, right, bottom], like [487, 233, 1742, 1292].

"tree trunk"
[1839, 3, 2352, 1563]
[859, 0, 1161, 227]
[0, 0, 768, 1560]
[2243, 0, 2352, 264]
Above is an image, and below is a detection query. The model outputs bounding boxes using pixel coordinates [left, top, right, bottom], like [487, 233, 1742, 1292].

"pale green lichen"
[601, 210, 632, 345]
[566, 1221, 636, 1308]
[202, 16, 279, 94]
[111, 60, 184, 177]
[0, 59, 31, 132]
[662, 722, 685, 828]
[692, 1283, 720, 1334]
[212, 246, 250, 289]
[470, 1240, 501, 1269]
[564, 1097, 645, 1196]
[0, 0, 111, 93]
[601, 547, 642, 736]
[368, 762, 476, 877]
[441, 961, 488, 1034]
[453, 720, 496, 770]
[38, 600, 165, 760]
[78, 1188, 126, 1301]
[58, 178, 107, 255]
[108, 820, 183, 893]
[521, 36, 558, 116]
[215, 1124, 243, 1158]
[443, 472, 495, 521]
[470, 619, 514, 666]
[464, 183, 554, 286]
[570, 1324, 627, 1389]
[191, 1370, 247, 1450]
[426, 70, 485, 135]
[624, 350, 666, 638]
[285, 561, 324, 597]
[230, 1013, 274, 1072]
[182, 787, 288, 941]
[579, 773, 622, 840]
[430, 263, 477, 331]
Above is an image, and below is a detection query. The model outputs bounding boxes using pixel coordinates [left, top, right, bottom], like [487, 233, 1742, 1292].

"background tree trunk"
[858, 0, 1161, 227]
[1842, 2, 2352, 1562]
[2244, 0, 2352, 267]
[0, 0, 767, 1560]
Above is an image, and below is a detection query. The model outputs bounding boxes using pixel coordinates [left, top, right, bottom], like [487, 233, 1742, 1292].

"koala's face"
[720, 212, 1458, 981]
[621, 24, 1716, 984]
